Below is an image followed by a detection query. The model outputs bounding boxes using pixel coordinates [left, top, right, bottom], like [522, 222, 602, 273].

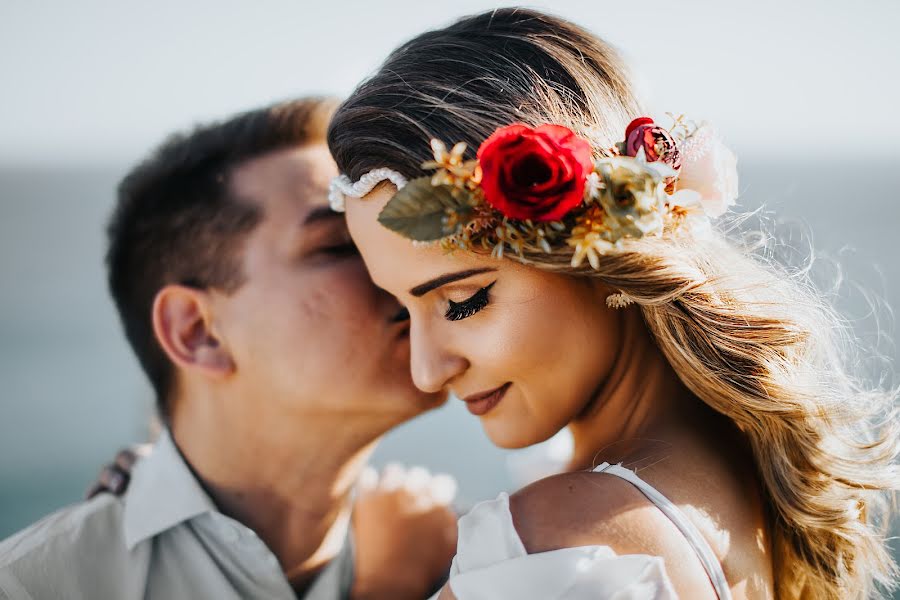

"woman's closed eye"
[445, 281, 496, 321]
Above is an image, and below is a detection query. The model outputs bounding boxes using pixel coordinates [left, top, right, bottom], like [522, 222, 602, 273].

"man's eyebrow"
[409, 268, 498, 297]
[303, 205, 343, 226]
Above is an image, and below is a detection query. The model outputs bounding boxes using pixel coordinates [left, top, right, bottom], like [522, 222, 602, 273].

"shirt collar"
[123, 428, 216, 549]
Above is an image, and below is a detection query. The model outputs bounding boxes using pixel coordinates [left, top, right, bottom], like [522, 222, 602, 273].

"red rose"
[624, 117, 682, 172]
[476, 124, 593, 222]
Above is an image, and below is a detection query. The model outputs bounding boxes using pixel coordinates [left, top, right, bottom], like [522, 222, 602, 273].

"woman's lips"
[462, 382, 511, 416]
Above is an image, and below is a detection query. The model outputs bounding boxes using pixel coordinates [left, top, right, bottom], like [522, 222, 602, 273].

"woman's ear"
[151, 285, 235, 379]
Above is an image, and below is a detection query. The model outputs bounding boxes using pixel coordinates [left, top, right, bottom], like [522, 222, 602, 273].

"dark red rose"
[625, 117, 654, 140]
[476, 124, 593, 222]
[624, 117, 682, 172]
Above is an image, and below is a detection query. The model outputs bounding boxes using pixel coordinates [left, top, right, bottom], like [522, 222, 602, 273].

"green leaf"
[377, 177, 473, 241]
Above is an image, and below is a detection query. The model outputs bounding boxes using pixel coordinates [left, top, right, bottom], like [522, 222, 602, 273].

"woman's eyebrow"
[409, 268, 497, 297]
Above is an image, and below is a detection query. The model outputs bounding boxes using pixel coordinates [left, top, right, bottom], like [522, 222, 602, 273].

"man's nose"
[409, 323, 467, 394]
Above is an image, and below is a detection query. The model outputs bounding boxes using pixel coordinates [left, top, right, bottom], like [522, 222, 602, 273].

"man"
[0, 98, 456, 599]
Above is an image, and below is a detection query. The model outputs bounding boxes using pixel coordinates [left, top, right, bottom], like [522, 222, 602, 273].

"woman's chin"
[482, 420, 558, 450]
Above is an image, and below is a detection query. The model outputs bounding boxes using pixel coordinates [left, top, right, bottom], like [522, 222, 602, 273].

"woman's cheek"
[487, 290, 556, 377]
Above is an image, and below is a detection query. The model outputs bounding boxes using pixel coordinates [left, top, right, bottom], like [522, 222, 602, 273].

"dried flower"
[676, 125, 739, 218]
[594, 154, 669, 241]
[624, 117, 682, 173]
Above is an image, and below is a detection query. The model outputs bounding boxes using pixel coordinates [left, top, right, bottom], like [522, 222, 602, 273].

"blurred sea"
[1, 159, 899, 590]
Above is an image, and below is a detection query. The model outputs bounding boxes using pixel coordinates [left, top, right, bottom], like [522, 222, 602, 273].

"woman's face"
[345, 185, 625, 448]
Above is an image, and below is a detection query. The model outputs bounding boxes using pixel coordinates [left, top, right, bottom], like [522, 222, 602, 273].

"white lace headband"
[328, 168, 408, 212]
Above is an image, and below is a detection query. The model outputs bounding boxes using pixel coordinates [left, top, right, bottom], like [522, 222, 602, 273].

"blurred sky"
[1, 0, 899, 166]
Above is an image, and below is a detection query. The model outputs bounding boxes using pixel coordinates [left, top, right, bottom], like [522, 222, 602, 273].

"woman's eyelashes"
[445, 281, 497, 322]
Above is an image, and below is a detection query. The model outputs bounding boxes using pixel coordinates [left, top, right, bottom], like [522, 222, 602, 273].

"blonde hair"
[328, 8, 899, 597]
[537, 222, 899, 599]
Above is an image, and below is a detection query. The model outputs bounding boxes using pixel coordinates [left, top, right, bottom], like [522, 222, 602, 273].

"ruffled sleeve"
[441, 492, 678, 600]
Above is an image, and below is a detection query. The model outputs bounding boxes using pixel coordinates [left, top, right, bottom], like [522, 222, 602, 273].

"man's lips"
[461, 382, 511, 416]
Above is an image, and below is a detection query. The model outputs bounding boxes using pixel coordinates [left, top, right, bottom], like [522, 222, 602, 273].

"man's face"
[210, 143, 444, 423]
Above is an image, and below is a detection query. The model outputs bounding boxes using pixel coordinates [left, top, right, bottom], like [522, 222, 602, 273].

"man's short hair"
[106, 97, 337, 417]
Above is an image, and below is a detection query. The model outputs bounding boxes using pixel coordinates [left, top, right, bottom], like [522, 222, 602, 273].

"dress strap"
[593, 462, 733, 600]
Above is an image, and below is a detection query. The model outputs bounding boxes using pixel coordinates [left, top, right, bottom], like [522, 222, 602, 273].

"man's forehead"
[230, 143, 337, 213]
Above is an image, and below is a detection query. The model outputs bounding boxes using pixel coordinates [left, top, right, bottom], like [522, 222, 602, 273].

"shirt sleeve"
[445, 493, 678, 600]
[0, 569, 35, 600]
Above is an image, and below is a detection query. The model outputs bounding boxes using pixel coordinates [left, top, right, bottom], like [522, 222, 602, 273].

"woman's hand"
[351, 463, 459, 600]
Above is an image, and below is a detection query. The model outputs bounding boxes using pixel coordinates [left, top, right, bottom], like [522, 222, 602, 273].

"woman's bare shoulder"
[508, 469, 719, 598]
[508, 469, 668, 555]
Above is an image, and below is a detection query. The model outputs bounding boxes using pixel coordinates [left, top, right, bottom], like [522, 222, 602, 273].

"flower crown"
[329, 115, 738, 270]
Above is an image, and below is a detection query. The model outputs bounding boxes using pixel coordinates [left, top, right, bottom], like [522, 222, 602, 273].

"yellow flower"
[422, 140, 480, 191]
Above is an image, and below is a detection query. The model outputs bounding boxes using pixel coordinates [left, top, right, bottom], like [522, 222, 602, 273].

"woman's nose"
[409, 323, 468, 394]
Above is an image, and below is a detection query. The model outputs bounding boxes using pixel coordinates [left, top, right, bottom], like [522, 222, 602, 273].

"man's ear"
[151, 285, 235, 379]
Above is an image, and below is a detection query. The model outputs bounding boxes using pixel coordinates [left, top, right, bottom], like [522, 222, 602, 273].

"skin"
[151, 144, 452, 599]
[346, 184, 776, 599]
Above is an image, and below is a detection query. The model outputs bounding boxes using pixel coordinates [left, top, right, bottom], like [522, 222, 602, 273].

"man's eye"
[390, 306, 410, 323]
[320, 243, 359, 257]
[445, 281, 496, 322]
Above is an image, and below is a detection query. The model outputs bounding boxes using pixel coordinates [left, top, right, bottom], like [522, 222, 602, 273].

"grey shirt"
[0, 430, 354, 600]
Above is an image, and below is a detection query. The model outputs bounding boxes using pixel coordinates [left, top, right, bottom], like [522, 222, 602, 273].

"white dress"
[436, 462, 733, 600]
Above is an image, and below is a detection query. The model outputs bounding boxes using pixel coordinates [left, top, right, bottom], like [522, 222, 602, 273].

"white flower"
[675, 125, 738, 218]
[584, 172, 603, 202]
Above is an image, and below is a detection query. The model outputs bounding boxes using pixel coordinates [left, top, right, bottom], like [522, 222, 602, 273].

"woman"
[326, 8, 898, 599]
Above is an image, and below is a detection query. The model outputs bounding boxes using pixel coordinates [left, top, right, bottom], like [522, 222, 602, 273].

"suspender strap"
[594, 462, 733, 600]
